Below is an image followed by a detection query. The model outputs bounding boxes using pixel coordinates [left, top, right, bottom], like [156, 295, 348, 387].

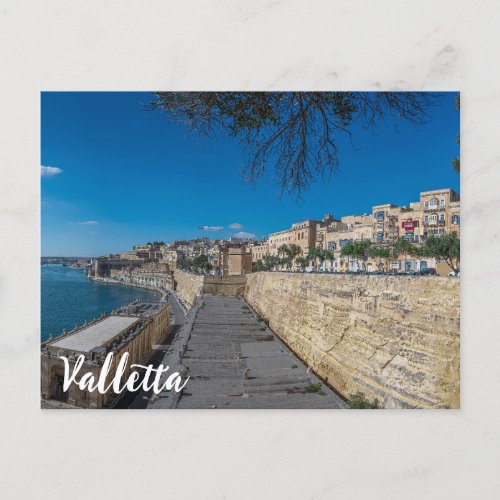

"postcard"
[41, 91, 460, 409]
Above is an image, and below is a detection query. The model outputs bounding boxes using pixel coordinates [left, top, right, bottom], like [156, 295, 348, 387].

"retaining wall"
[244, 272, 460, 409]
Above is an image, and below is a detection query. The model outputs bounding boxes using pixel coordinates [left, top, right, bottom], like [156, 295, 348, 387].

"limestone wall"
[245, 272, 460, 409]
[173, 270, 204, 309]
[203, 275, 247, 297]
[173, 271, 246, 306]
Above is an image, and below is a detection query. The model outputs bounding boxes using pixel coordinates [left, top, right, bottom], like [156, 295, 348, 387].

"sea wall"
[244, 272, 460, 409]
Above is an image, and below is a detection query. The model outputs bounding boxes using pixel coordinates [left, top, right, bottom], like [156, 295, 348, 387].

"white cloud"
[228, 223, 243, 229]
[233, 231, 256, 239]
[77, 220, 99, 225]
[41, 165, 63, 177]
[199, 225, 223, 231]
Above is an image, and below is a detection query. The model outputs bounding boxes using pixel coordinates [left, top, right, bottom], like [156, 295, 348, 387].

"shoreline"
[41, 267, 167, 342]
[89, 276, 168, 302]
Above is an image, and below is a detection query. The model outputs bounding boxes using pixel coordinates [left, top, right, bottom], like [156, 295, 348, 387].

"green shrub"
[305, 382, 322, 393]
[347, 392, 377, 409]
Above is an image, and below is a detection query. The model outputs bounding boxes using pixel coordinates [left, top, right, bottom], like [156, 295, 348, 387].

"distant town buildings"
[253, 188, 460, 274]
[82, 187, 459, 280]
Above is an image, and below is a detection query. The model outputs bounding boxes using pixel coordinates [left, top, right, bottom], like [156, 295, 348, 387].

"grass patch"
[305, 382, 322, 393]
[347, 392, 377, 409]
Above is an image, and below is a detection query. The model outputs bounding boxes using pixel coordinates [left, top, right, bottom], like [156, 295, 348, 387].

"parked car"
[419, 268, 437, 276]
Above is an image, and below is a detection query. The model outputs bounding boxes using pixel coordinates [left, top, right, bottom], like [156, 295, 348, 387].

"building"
[268, 216, 338, 258]
[371, 204, 405, 243]
[249, 241, 269, 263]
[420, 188, 460, 239]
[213, 243, 253, 276]
[41, 302, 171, 408]
[91, 257, 144, 278]
[257, 188, 460, 273]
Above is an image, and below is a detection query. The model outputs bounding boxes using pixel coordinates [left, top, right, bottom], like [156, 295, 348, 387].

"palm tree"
[288, 244, 302, 270]
[277, 244, 290, 270]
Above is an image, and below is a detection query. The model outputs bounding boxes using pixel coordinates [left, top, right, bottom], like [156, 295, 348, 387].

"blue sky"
[41, 92, 459, 256]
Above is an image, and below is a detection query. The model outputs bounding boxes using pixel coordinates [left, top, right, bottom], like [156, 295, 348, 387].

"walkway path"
[149, 295, 347, 409]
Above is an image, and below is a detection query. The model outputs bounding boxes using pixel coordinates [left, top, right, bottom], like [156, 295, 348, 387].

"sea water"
[41, 264, 160, 342]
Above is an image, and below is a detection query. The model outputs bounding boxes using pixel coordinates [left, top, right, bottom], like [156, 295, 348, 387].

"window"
[431, 214, 437, 222]
[439, 214, 445, 222]
[424, 215, 428, 223]
[440, 199, 445, 208]
[452, 215, 460, 225]
[424, 201, 429, 209]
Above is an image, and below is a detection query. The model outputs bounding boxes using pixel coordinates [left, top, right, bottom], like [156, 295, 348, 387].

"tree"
[393, 237, 420, 265]
[295, 256, 308, 272]
[253, 260, 265, 272]
[278, 243, 302, 270]
[340, 242, 356, 269]
[323, 249, 335, 271]
[307, 247, 324, 272]
[420, 233, 460, 274]
[150, 92, 438, 196]
[277, 244, 291, 270]
[263, 254, 280, 271]
[341, 240, 371, 271]
[451, 93, 460, 174]
[369, 246, 390, 271]
[288, 244, 302, 267]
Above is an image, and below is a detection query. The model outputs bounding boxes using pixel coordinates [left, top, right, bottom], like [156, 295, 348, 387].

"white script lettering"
[59, 352, 189, 395]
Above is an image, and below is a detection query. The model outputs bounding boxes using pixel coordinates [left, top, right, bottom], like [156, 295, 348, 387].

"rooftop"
[50, 315, 139, 353]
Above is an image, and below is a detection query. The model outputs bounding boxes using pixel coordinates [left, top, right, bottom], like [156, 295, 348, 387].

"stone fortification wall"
[173, 270, 205, 309]
[173, 271, 247, 307]
[202, 275, 247, 297]
[244, 272, 460, 409]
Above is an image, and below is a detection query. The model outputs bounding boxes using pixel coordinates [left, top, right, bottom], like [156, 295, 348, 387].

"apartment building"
[253, 188, 460, 273]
